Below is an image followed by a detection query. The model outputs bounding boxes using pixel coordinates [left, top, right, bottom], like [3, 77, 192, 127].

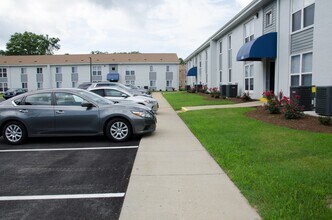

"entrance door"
[266, 61, 275, 92]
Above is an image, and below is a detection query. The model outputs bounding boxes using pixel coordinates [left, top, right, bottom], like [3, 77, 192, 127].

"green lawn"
[162, 91, 233, 110]
[179, 108, 332, 220]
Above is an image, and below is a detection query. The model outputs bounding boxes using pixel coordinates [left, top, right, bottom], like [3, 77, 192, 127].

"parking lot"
[0, 136, 140, 220]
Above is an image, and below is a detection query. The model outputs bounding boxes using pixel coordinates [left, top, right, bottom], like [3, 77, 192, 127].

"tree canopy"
[2, 32, 60, 56]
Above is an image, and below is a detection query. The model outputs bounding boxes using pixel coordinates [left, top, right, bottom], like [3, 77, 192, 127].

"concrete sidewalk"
[120, 93, 261, 220]
[181, 101, 263, 112]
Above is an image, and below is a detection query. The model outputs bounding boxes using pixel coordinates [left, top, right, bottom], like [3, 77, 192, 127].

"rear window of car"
[24, 93, 52, 105]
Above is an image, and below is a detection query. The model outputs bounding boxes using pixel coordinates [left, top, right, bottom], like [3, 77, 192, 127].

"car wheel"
[105, 118, 132, 142]
[3, 121, 27, 145]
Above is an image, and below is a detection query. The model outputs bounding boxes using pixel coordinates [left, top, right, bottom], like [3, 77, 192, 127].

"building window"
[292, 0, 315, 32]
[37, 67, 43, 74]
[166, 80, 172, 87]
[0, 82, 8, 93]
[126, 70, 135, 76]
[150, 81, 156, 87]
[111, 66, 116, 71]
[92, 66, 102, 76]
[244, 20, 254, 43]
[219, 40, 223, 82]
[72, 82, 77, 88]
[166, 65, 170, 72]
[290, 52, 313, 86]
[21, 68, 27, 74]
[265, 11, 272, 27]
[37, 82, 43, 89]
[22, 82, 28, 89]
[72, 66, 77, 73]
[126, 80, 135, 85]
[0, 68, 7, 78]
[245, 64, 254, 91]
[56, 67, 62, 74]
[228, 35, 232, 82]
[56, 82, 62, 88]
[150, 66, 154, 72]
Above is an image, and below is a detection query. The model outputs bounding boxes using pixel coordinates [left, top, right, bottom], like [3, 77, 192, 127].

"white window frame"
[291, 0, 315, 33]
[37, 82, 43, 89]
[244, 63, 254, 92]
[150, 80, 156, 87]
[22, 82, 28, 89]
[228, 34, 232, 83]
[244, 19, 254, 43]
[0, 68, 7, 78]
[0, 82, 8, 93]
[37, 67, 43, 74]
[92, 66, 102, 76]
[218, 40, 223, 83]
[265, 10, 273, 27]
[21, 68, 27, 74]
[290, 51, 313, 86]
[166, 80, 172, 87]
[71, 66, 77, 73]
[56, 81, 62, 88]
[55, 66, 62, 74]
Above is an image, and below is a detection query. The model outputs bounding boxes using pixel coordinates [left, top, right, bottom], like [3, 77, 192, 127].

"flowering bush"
[263, 91, 282, 114]
[281, 95, 304, 119]
[209, 87, 220, 98]
[241, 92, 252, 102]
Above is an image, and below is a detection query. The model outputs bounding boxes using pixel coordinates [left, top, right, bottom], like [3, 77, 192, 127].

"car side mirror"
[81, 102, 94, 108]
[122, 94, 128, 98]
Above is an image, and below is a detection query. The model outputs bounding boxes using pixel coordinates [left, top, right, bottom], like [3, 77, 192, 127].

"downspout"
[276, 0, 280, 93]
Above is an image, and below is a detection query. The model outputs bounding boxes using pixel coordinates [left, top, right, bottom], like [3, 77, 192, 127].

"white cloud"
[0, 0, 251, 58]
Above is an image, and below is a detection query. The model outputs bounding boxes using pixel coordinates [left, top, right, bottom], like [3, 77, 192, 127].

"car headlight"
[131, 110, 153, 118]
[144, 100, 153, 104]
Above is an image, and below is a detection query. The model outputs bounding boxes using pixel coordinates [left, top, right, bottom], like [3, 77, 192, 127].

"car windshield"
[77, 90, 113, 106]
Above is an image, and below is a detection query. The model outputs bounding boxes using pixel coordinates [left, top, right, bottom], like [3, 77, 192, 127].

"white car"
[88, 87, 158, 113]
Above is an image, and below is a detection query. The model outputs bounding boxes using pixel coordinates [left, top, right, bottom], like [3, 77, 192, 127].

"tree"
[179, 58, 186, 65]
[4, 32, 60, 55]
[91, 51, 109, 54]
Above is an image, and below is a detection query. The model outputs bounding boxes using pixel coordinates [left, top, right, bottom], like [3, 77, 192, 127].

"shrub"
[241, 92, 252, 102]
[319, 116, 331, 126]
[263, 91, 282, 114]
[281, 95, 304, 119]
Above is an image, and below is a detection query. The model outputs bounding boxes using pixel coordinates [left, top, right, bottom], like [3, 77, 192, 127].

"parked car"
[77, 82, 92, 90]
[125, 84, 150, 94]
[3, 88, 28, 99]
[88, 87, 159, 113]
[0, 88, 156, 145]
[80, 81, 152, 97]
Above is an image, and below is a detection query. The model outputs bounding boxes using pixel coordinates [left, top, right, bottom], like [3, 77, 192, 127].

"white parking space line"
[0, 146, 139, 153]
[0, 193, 125, 201]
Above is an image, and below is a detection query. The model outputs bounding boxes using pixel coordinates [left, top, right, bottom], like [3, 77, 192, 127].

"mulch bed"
[194, 92, 332, 133]
[246, 106, 332, 134]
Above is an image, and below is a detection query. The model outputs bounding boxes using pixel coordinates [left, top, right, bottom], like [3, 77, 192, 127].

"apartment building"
[0, 53, 179, 92]
[185, 0, 330, 99]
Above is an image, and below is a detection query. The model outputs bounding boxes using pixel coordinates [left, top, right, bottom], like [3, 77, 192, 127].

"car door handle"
[19, 109, 28, 113]
[56, 110, 65, 114]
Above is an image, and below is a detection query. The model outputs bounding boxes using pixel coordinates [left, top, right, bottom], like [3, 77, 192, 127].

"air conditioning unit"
[290, 86, 313, 111]
[315, 86, 332, 116]
[219, 84, 226, 97]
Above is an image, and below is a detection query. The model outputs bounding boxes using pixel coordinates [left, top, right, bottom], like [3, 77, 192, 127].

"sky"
[0, 0, 252, 59]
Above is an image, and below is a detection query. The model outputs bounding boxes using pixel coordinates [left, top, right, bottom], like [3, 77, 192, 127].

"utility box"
[290, 86, 313, 111]
[315, 86, 332, 116]
[219, 84, 226, 97]
[226, 84, 238, 97]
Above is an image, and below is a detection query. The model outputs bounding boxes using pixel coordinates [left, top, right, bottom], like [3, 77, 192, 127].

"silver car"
[0, 88, 156, 145]
[84, 82, 152, 98]
[88, 87, 159, 113]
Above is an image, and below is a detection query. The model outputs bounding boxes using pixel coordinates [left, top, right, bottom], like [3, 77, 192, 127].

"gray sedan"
[0, 88, 156, 145]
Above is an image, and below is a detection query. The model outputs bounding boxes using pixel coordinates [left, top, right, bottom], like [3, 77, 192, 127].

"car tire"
[2, 121, 27, 145]
[105, 118, 132, 142]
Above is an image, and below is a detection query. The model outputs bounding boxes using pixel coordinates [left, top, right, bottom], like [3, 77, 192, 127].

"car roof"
[89, 86, 129, 93]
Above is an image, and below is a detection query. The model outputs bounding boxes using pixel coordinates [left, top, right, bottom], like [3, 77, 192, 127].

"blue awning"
[187, 67, 197, 76]
[236, 32, 277, 61]
[107, 73, 119, 82]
